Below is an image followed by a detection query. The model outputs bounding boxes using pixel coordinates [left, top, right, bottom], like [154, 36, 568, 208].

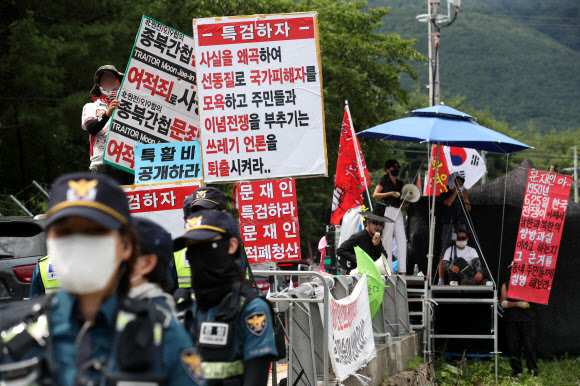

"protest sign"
[105, 16, 199, 173]
[424, 144, 451, 196]
[237, 178, 300, 263]
[122, 180, 202, 238]
[134, 140, 202, 184]
[193, 12, 327, 183]
[508, 169, 572, 305]
[320, 274, 376, 382]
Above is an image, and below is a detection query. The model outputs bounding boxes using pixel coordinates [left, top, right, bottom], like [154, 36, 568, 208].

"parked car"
[0, 216, 46, 303]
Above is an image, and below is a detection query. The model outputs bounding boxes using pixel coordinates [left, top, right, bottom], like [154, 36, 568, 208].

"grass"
[434, 355, 580, 385]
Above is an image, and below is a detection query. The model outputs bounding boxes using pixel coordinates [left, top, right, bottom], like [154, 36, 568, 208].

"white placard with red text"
[122, 180, 202, 238]
[319, 275, 376, 382]
[193, 12, 327, 183]
[105, 16, 199, 173]
[236, 178, 300, 263]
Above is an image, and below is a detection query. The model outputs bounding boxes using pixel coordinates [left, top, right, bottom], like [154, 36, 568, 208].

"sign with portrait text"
[193, 12, 327, 182]
[508, 169, 572, 305]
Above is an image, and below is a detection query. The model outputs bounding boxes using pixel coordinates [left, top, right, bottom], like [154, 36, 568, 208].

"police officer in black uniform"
[174, 210, 277, 385]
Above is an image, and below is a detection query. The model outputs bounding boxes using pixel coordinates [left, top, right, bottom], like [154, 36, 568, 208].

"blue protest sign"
[134, 140, 202, 183]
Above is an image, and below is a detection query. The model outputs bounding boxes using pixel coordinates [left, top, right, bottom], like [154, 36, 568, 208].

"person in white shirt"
[81, 65, 133, 185]
[440, 230, 484, 285]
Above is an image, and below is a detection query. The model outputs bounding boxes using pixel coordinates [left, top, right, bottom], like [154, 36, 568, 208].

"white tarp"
[320, 274, 376, 382]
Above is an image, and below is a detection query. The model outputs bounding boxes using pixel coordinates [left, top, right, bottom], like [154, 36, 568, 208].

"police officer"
[0, 173, 201, 385]
[174, 210, 277, 385]
[30, 254, 58, 297]
[170, 186, 227, 291]
[130, 217, 177, 315]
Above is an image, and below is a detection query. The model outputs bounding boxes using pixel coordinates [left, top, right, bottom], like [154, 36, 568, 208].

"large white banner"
[320, 274, 376, 382]
[105, 16, 199, 173]
[193, 12, 328, 183]
[122, 180, 202, 238]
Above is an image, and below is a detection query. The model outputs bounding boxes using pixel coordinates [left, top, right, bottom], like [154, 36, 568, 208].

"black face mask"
[186, 238, 240, 309]
[390, 168, 400, 177]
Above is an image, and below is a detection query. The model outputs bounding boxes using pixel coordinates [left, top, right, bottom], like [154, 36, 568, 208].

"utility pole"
[417, 0, 460, 107]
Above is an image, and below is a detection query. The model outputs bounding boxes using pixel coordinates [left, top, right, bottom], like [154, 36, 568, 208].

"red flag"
[330, 106, 370, 225]
[424, 144, 451, 196]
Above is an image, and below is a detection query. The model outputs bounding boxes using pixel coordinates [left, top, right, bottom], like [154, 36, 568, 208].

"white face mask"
[99, 86, 119, 100]
[47, 234, 118, 295]
[456, 240, 468, 248]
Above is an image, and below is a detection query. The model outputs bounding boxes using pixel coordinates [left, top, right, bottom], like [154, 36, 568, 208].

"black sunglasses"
[370, 220, 383, 226]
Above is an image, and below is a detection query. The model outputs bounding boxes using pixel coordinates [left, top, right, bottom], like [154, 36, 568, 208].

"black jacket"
[337, 229, 386, 272]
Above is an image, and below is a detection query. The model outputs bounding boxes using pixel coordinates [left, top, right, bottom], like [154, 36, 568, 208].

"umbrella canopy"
[354, 246, 385, 318]
[357, 105, 532, 153]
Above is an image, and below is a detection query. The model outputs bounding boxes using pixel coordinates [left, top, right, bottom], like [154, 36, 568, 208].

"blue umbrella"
[357, 105, 532, 153]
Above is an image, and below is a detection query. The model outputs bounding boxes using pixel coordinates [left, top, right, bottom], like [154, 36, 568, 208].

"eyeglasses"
[457, 236, 468, 241]
[370, 220, 383, 226]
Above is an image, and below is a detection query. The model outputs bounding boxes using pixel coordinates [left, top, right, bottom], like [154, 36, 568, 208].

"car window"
[0, 222, 46, 258]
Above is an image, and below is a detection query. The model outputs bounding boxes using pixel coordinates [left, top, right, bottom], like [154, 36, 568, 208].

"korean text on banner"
[330, 107, 370, 225]
[237, 178, 300, 263]
[104, 16, 199, 173]
[508, 169, 572, 305]
[193, 13, 328, 183]
[134, 140, 202, 184]
[319, 274, 376, 382]
[424, 144, 451, 196]
[122, 180, 202, 239]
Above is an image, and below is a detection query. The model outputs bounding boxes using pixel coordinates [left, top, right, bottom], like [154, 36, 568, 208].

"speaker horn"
[401, 183, 421, 203]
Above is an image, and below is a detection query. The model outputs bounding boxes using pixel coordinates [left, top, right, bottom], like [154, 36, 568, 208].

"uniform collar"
[54, 291, 119, 327]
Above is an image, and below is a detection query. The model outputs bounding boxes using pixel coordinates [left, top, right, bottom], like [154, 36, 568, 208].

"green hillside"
[370, 0, 580, 132]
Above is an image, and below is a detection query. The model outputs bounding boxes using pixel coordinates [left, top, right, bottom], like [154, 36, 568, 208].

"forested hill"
[370, 0, 580, 132]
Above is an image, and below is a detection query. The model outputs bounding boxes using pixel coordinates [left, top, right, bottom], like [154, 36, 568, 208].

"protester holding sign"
[82, 65, 133, 185]
[373, 159, 408, 274]
[174, 210, 277, 385]
[501, 266, 538, 378]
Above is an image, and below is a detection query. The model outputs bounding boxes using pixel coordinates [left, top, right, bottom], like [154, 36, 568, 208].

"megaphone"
[401, 184, 421, 203]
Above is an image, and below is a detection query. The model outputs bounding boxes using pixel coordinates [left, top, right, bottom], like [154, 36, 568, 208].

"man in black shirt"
[500, 267, 538, 377]
[437, 172, 472, 284]
[337, 204, 389, 273]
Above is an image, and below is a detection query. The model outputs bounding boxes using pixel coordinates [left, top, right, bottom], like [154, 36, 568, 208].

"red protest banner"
[237, 178, 301, 263]
[330, 107, 370, 225]
[424, 144, 451, 196]
[508, 169, 572, 305]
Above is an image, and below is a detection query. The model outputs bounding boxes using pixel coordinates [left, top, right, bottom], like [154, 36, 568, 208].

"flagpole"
[345, 100, 373, 211]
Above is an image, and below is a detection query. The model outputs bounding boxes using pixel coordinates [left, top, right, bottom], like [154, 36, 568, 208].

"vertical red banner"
[237, 178, 301, 264]
[424, 144, 451, 196]
[508, 169, 572, 304]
